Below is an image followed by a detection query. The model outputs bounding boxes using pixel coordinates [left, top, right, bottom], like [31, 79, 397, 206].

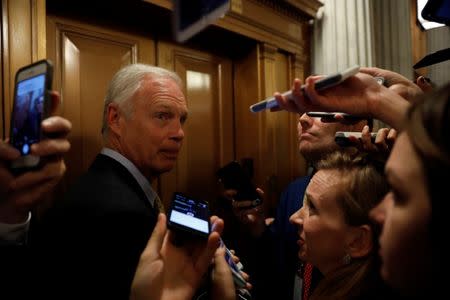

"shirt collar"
[100, 148, 157, 208]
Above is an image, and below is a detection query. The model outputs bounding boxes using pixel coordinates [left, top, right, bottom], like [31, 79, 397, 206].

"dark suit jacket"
[31, 154, 159, 299]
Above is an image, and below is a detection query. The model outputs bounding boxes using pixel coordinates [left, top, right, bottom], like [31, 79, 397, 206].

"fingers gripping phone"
[220, 239, 247, 288]
[9, 59, 53, 170]
[249, 65, 360, 113]
[216, 161, 262, 207]
[167, 192, 211, 239]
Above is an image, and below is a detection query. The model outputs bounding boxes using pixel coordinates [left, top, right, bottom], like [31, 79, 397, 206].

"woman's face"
[370, 132, 431, 294]
[289, 169, 351, 274]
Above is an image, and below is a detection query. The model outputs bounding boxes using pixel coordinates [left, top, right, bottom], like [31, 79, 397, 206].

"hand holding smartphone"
[220, 239, 247, 288]
[166, 193, 248, 288]
[249, 65, 360, 113]
[9, 59, 53, 171]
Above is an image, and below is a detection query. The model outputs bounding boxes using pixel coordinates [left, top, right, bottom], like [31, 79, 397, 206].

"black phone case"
[167, 192, 210, 240]
[9, 59, 53, 172]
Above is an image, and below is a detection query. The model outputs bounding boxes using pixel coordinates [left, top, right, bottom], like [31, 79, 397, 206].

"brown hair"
[311, 152, 389, 300]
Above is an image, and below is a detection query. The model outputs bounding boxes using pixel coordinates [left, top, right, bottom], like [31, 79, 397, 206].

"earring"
[342, 253, 352, 265]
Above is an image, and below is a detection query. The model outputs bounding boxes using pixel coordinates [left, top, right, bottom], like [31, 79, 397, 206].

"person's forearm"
[0, 203, 29, 224]
[0, 210, 30, 242]
[369, 89, 410, 130]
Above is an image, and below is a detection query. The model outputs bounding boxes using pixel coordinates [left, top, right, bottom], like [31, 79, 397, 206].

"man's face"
[297, 113, 366, 162]
[116, 76, 187, 178]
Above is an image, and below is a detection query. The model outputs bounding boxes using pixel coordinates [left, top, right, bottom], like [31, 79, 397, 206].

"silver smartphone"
[9, 60, 53, 171]
[220, 239, 247, 288]
[249, 65, 360, 113]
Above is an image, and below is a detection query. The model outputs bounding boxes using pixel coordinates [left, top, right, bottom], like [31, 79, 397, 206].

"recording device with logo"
[9, 59, 53, 171]
[217, 161, 262, 207]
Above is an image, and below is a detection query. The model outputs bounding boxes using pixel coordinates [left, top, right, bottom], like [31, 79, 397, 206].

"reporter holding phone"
[0, 90, 71, 243]
[130, 214, 236, 300]
[274, 67, 447, 297]
[1, 90, 71, 299]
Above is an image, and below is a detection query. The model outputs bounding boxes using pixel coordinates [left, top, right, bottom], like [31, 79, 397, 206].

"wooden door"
[46, 16, 235, 208]
[46, 16, 155, 190]
[157, 42, 234, 206]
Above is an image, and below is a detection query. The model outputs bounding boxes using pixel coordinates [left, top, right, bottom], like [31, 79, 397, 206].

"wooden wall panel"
[234, 46, 262, 183]
[2, 0, 314, 217]
[46, 16, 155, 189]
[233, 43, 308, 215]
[157, 42, 234, 207]
[1, 0, 46, 138]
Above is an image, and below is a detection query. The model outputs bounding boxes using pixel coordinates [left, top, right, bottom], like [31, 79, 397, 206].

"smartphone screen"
[168, 192, 210, 238]
[11, 74, 46, 156]
[9, 60, 52, 170]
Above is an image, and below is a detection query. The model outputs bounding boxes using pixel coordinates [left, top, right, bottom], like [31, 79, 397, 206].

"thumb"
[141, 213, 167, 261]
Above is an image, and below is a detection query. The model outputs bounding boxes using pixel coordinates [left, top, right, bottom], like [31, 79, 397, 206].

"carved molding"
[255, 0, 322, 21]
[284, 0, 323, 18]
[260, 43, 277, 61]
[144, 0, 321, 55]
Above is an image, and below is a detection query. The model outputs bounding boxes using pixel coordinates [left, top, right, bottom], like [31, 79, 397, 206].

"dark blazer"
[31, 154, 159, 299]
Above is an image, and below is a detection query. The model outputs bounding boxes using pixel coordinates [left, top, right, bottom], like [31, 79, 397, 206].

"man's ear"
[347, 224, 373, 258]
[107, 103, 122, 136]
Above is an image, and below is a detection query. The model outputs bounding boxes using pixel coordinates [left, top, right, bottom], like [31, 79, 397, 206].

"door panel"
[46, 16, 155, 189]
[157, 42, 234, 206]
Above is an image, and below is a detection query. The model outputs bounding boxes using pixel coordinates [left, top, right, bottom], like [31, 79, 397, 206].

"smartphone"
[217, 161, 262, 207]
[220, 239, 247, 288]
[306, 112, 365, 122]
[249, 65, 360, 113]
[335, 131, 377, 147]
[167, 192, 210, 239]
[9, 59, 53, 170]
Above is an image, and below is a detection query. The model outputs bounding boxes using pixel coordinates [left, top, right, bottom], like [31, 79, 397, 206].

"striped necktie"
[154, 195, 165, 213]
[302, 263, 313, 300]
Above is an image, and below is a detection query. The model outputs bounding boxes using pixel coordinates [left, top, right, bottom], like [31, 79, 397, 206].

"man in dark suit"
[32, 64, 187, 299]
